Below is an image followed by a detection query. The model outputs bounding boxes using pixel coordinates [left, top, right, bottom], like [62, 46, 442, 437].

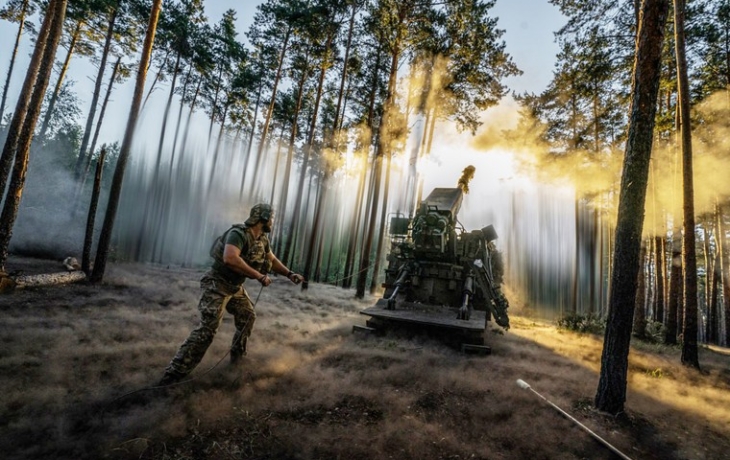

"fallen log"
[1, 271, 87, 293]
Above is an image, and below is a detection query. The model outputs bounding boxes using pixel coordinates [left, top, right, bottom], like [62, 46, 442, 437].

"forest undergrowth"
[0, 255, 729, 460]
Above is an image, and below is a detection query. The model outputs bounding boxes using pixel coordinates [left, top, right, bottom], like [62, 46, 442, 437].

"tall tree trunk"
[301, 29, 340, 285]
[704, 222, 714, 342]
[170, 63, 194, 162]
[147, 51, 184, 260]
[287, 44, 331, 269]
[0, 0, 29, 121]
[177, 78, 202, 162]
[357, 41, 400, 298]
[675, 0, 700, 370]
[594, 0, 668, 415]
[208, 102, 229, 194]
[39, 19, 82, 140]
[142, 48, 170, 108]
[572, 198, 580, 314]
[369, 150, 393, 294]
[633, 241, 648, 339]
[710, 247, 721, 344]
[250, 26, 291, 193]
[719, 203, 730, 347]
[665, 230, 682, 344]
[0, 0, 56, 206]
[0, 0, 67, 270]
[82, 146, 106, 274]
[240, 74, 263, 198]
[655, 235, 666, 323]
[90, 0, 163, 283]
[356, 153, 382, 297]
[268, 124, 286, 206]
[74, 4, 118, 180]
[342, 151, 368, 288]
[278, 65, 308, 265]
[79, 56, 121, 192]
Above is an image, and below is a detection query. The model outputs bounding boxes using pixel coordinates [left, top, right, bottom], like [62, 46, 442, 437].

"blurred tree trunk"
[170, 63, 194, 164]
[74, 3, 118, 180]
[79, 56, 121, 193]
[0, 0, 56, 208]
[572, 198, 580, 315]
[370, 150, 392, 294]
[142, 48, 170, 108]
[665, 231, 682, 344]
[82, 146, 106, 274]
[0, 0, 67, 271]
[357, 40, 401, 298]
[704, 218, 715, 343]
[633, 241, 648, 339]
[91, 0, 163, 283]
[250, 26, 291, 193]
[654, 235, 666, 323]
[721, 203, 730, 347]
[279, 64, 309, 266]
[342, 152, 368, 288]
[39, 19, 82, 140]
[675, 0, 700, 370]
[594, 0, 668, 415]
[710, 247, 720, 344]
[0, 0, 30, 121]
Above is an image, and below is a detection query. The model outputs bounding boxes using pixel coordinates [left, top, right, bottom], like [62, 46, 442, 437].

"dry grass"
[1, 255, 729, 460]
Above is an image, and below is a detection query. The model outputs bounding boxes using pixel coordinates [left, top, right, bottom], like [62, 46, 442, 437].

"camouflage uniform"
[162, 206, 272, 382]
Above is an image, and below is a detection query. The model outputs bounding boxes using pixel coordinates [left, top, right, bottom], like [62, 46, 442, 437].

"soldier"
[159, 203, 304, 386]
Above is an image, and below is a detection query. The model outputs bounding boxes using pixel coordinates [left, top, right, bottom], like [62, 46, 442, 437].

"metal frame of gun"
[469, 241, 510, 329]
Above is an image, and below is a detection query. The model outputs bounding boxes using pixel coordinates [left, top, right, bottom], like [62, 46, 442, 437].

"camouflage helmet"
[245, 203, 273, 226]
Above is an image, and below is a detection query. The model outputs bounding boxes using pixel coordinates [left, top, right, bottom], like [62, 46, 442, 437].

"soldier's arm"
[268, 252, 304, 284]
[223, 244, 267, 281]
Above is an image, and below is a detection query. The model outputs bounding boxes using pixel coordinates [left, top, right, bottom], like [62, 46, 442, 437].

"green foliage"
[556, 313, 605, 334]
[644, 320, 668, 344]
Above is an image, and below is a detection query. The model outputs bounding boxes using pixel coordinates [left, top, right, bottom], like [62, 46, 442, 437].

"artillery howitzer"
[359, 166, 510, 352]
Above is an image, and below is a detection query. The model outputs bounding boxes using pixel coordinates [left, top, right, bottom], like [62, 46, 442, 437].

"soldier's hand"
[288, 272, 304, 285]
[258, 274, 272, 287]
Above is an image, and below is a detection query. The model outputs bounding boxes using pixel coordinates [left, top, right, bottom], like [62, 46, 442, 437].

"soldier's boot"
[230, 337, 248, 365]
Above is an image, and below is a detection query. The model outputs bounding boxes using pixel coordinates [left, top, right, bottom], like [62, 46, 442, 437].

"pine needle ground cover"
[1, 256, 728, 460]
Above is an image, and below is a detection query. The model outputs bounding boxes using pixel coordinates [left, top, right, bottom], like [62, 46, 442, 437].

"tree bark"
[0, 0, 56, 207]
[0, 0, 29, 121]
[82, 146, 106, 274]
[250, 26, 291, 194]
[0, 0, 67, 270]
[369, 150, 393, 294]
[357, 40, 400, 298]
[675, 0, 700, 370]
[39, 19, 82, 140]
[633, 241, 648, 339]
[594, 0, 668, 415]
[665, 231, 681, 344]
[79, 56, 121, 193]
[654, 235, 666, 323]
[720, 203, 730, 347]
[74, 3, 118, 180]
[90, 0, 163, 283]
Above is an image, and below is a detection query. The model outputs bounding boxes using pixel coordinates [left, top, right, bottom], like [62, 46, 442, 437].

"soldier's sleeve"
[224, 227, 247, 253]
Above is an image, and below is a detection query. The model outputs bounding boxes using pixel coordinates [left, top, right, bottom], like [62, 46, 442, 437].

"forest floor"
[1, 255, 729, 460]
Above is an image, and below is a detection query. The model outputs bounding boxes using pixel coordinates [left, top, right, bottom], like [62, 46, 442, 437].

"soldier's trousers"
[163, 272, 256, 379]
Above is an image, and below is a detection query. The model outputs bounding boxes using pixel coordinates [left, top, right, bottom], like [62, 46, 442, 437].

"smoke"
[9, 141, 105, 260]
[466, 88, 730, 237]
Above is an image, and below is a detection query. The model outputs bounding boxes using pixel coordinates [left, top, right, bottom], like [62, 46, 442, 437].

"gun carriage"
[359, 166, 510, 352]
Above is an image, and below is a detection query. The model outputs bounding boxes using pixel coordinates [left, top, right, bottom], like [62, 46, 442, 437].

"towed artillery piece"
[359, 166, 510, 352]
